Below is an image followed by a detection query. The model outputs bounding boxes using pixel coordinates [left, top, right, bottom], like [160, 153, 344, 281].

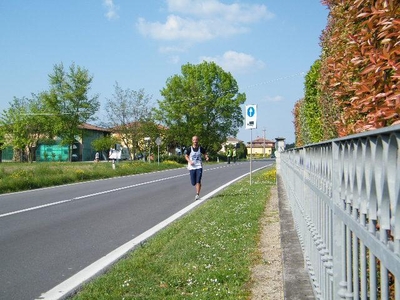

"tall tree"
[154, 61, 246, 154]
[292, 98, 305, 147]
[105, 83, 154, 159]
[319, 0, 400, 136]
[302, 60, 324, 144]
[43, 62, 99, 159]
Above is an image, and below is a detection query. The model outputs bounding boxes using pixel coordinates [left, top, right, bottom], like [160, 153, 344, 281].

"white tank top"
[188, 146, 202, 170]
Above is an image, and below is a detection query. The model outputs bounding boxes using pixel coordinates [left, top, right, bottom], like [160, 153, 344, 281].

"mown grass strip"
[0, 160, 182, 194]
[72, 168, 276, 300]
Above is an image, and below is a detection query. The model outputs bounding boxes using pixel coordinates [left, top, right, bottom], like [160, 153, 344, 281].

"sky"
[0, 0, 329, 144]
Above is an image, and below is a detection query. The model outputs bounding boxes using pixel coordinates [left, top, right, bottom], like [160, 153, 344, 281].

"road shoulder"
[278, 175, 315, 299]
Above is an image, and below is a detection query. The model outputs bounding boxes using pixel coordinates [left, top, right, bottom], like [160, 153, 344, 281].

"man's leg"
[190, 170, 196, 186]
[195, 169, 203, 198]
[196, 182, 201, 195]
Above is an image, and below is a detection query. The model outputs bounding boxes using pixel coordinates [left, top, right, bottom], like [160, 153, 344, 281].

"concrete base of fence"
[277, 175, 316, 299]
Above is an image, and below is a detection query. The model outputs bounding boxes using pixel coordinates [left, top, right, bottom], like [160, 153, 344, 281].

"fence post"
[332, 141, 347, 299]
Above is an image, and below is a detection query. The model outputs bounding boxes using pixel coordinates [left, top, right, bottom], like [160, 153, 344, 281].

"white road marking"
[0, 164, 238, 219]
[0, 173, 187, 219]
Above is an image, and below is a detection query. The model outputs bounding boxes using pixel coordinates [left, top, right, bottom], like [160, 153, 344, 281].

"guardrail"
[277, 124, 400, 299]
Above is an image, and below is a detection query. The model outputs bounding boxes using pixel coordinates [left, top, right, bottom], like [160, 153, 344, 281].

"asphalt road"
[0, 160, 272, 300]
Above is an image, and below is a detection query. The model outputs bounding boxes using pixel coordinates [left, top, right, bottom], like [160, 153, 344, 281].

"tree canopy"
[293, 60, 325, 146]
[154, 61, 246, 154]
[42, 62, 100, 147]
[319, 0, 399, 136]
[293, 0, 399, 146]
[104, 82, 156, 159]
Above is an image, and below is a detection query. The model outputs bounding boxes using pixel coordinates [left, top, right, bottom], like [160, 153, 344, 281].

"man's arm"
[185, 148, 191, 164]
[202, 147, 209, 161]
[185, 154, 190, 163]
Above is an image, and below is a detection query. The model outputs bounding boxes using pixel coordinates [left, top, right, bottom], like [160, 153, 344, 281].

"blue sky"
[0, 0, 329, 144]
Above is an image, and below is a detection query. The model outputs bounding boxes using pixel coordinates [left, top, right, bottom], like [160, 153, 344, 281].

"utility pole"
[262, 128, 266, 158]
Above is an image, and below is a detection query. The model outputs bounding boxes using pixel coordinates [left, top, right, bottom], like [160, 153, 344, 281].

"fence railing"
[277, 124, 400, 300]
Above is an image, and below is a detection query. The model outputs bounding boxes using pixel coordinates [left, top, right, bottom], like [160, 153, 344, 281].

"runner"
[184, 135, 209, 200]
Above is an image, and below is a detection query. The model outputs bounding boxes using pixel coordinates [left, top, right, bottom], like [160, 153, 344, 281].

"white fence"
[278, 124, 400, 299]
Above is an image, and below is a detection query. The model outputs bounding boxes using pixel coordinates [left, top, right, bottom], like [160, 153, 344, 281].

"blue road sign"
[247, 106, 255, 117]
[245, 104, 257, 129]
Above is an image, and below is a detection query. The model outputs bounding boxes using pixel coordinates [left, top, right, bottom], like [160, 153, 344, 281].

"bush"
[161, 154, 187, 164]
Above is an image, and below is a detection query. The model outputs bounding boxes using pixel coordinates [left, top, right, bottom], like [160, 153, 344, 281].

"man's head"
[192, 136, 199, 146]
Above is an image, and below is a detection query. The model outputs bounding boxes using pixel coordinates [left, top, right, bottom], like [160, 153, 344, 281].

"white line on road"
[0, 164, 240, 219]
[0, 173, 187, 219]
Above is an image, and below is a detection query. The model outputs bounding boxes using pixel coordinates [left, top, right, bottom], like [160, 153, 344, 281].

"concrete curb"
[277, 175, 315, 299]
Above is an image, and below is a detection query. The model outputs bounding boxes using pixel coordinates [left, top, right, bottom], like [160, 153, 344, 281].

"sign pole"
[250, 128, 252, 185]
[245, 104, 257, 186]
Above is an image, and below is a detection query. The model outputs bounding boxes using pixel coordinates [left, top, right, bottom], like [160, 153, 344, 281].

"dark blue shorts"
[189, 168, 203, 186]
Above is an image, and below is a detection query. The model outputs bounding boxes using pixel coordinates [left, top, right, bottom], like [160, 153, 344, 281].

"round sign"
[155, 137, 162, 145]
[247, 106, 255, 117]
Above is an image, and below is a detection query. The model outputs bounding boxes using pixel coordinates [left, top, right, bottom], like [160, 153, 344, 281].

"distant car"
[71, 154, 79, 161]
[270, 153, 276, 159]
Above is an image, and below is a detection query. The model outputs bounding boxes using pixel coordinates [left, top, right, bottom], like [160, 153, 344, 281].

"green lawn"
[71, 168, 276, 300]
[0, 160, 183, 194]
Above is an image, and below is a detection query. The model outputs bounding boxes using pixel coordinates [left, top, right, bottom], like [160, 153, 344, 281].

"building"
[1, 123, 111, 162]
[35, 123, 111, 162]
[246, 137, 275, 156]
[221, 136, 242, 152]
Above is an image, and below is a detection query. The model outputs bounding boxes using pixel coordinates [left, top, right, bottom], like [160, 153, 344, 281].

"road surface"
[0, 160, 272, 300]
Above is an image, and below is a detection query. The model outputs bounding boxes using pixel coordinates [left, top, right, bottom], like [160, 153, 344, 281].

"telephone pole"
[262, 128, 266, 158]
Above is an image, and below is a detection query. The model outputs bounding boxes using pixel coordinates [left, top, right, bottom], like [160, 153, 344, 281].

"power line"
[240, 72, 306, 91]
[171, 71, 306, 102]
[20, 112, 73, 116]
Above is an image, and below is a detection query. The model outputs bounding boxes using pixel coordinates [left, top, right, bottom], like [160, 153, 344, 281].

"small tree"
[43, 62, 99, 160]
[105, 83, 153, 159]
[92, 135, 119, 160]
[0, 94, 54, 162]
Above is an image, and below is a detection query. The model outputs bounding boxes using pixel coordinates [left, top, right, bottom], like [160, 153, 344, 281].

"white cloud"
[137, 15, 223, 42]
[167, 55, 181, 64]
[136, 0, 273, 45]
[265, 95, 284, 102]
[103, 0, 119, 20]
[200, 51, 265, 74]
[166, 0, 274, 23]
[159, 45, 188, 53]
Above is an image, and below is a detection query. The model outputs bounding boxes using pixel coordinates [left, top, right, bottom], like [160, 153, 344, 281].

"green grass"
[72, 168, 277, 300]
[0, 160, 183, 194]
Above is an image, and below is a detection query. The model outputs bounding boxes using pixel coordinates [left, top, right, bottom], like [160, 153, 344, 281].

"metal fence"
[278, 124, 400, 299]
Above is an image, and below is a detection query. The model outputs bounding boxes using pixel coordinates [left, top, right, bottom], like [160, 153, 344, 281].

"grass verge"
[71, 167, 277, 300]
[0, 160, 183, 194]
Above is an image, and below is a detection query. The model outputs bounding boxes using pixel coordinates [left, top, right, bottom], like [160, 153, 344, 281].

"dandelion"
[122, 278, 132, 288]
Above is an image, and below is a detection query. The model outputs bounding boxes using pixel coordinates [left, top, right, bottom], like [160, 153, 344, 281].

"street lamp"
[144, 137, 151, 163]
[155, 137, 162, 165]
